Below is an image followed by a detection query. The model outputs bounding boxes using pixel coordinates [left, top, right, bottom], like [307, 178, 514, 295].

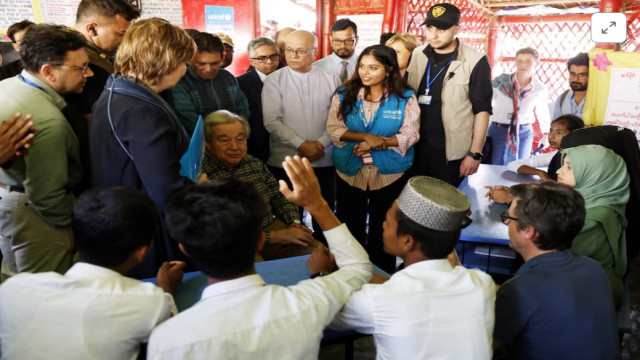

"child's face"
[547, 122, 570, 149]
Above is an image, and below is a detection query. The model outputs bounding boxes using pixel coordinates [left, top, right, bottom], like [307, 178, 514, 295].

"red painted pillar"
[395, 0, 408, 33]
[597, 0, 624, 49]
[318, 0, 335, 58]
[382, 0, 399, 33]
[486, 16, 499, 68]
[253, 0, 261, 38]
[399, 0, 409, 33]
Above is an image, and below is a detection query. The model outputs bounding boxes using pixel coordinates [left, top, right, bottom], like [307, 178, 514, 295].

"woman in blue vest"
[327, 44, 420, 273]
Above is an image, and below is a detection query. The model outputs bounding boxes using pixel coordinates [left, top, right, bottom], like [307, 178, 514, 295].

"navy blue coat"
[91, 78, 190, 212]
[237, 69, 271, 164]
[90, 77, 191, 277]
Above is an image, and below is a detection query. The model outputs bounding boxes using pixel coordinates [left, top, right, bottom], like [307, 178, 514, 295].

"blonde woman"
[386, 33, 420, 78]
[90, 18, 197, 277]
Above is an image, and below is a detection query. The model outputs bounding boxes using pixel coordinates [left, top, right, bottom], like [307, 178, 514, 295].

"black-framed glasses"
[54, 64, 90, 75]
[284, 48, 315, 57]
[331, 37, 356, 46]
[251, 54, 280, 63]
[500, 210, 518, 225]
[569, 72, 588, 80]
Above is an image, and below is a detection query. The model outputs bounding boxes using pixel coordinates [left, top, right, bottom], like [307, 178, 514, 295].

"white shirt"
[256, 68, 268, 82]
[0, 263, 175, 360]
[491, 77, 551, 131]
[147, 224, 372, 360]
[313, 52, 359, 80]
[330, 259, 496, 360]
[262, 66, 341, 168]
[506, 150, 557, 173]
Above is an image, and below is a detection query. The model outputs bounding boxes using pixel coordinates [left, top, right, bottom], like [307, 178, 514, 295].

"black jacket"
[237, 69, 271, 164]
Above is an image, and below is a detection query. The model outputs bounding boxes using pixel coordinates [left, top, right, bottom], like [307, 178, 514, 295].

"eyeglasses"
[55, 64, 90, 75]
[284, 48, 315, 57]
[569, 72, 588, 80]
[331, 38, 356, 46]
[251, 54, 280, 63]
[500, 210, 518, 225]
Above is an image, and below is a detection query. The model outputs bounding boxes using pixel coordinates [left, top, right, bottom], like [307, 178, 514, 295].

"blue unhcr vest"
[332, 88, 415, 176]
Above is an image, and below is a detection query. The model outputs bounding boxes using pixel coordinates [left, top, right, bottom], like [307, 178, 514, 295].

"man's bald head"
[284, 30, 317, 73]
[275, 27, 296, 66]
[275, 27, 296, 49]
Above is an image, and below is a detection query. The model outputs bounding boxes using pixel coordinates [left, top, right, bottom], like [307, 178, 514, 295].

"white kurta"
[262, 66, 341, 168]
[147, 224, 372, 360]
[0, 262, 175, 360]
[331, 259, 496, 360]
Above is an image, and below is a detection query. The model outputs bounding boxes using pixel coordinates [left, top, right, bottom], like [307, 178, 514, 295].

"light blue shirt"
[553, 89, 585, 118]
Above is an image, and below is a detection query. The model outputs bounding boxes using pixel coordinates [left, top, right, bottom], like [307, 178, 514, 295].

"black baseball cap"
[421, 3, 461, 30]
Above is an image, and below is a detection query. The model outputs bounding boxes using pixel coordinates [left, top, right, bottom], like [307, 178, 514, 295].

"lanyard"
[18, 75, 48, 94]
[358, 101, 379, 130]
[424, 59, 452, 94]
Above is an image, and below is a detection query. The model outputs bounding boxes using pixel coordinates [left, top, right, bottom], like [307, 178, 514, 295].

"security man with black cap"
[407, 3, 493, 187]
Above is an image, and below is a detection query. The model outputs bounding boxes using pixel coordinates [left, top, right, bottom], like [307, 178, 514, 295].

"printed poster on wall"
[603, 68, 640, 141]
[205, 5, 233, 34]
[583, 49, 640, 143]
[0, 0, 34, 36]
[337, 14, 383, 55]
[39, 0, 81, 27]
[140, 0, 183, 27]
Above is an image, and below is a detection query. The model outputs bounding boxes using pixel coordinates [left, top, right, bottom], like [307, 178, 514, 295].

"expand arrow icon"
[610, 21, 616, 27]
[602, 28, 609, 34]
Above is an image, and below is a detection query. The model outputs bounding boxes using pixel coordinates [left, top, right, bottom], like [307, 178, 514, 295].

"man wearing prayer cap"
[406, 3, 493, 187]
[330, 176, 496, 359]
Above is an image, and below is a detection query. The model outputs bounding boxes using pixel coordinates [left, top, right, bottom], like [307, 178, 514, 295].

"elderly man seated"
[201, 110, 321, 260]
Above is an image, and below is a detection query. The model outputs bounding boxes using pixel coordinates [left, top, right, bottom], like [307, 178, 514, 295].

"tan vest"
[407, 43, 486, 161]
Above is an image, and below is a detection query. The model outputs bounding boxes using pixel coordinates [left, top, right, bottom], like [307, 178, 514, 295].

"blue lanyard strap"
[425, 59, 452, 91]
[18, 74, 48, 94]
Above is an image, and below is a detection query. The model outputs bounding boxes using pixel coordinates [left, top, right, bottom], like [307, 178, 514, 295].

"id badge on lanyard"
[418, 93, 432, 106]
[418, 59, 451, 106]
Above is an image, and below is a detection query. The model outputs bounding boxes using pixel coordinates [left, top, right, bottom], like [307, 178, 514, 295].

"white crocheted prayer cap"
[397, 176, 472, 231]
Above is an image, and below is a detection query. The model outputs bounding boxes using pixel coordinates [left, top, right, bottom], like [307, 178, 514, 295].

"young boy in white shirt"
[330, 176, 497, 360]
[0, 187, 184, 360]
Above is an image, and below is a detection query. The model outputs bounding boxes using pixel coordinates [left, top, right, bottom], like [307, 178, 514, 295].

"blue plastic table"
[458, 164, 538, 245]
[457, 164, 538, 274]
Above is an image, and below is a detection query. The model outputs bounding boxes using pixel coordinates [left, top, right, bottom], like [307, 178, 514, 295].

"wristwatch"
[310, 272, 327, 279]
[466, 151, 483, 160]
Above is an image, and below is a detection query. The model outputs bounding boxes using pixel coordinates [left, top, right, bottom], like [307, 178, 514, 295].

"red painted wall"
[181, 0, 258, 76]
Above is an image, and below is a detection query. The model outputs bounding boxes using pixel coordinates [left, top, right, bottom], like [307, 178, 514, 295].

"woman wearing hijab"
[327, 45, 420, 273]
[557, 144, 629, 309]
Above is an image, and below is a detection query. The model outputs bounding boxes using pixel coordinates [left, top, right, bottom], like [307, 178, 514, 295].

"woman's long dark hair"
[337, 44, 411, 120]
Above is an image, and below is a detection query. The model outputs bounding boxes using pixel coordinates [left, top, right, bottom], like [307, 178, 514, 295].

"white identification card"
[418, 95, 432, 105]
[361, 152, 373, 165]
